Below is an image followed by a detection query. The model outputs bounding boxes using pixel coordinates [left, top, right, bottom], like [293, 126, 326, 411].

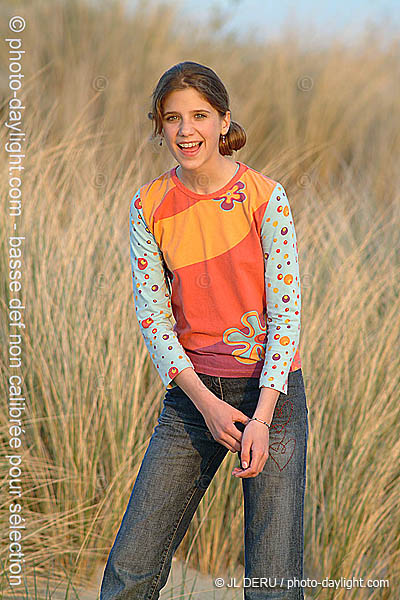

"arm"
[259, 181, 301, 395]
[233, 182, 302, 477]
[129, 188, 195, 388]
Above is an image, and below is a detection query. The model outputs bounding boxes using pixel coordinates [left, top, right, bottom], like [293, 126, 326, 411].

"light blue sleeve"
[259, 182, 301, 394]
[129, 188, 195, 388]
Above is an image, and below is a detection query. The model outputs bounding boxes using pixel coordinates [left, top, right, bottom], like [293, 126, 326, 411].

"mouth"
[176, 141, 203, 156]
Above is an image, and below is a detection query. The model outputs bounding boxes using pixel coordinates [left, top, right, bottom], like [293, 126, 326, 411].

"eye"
[164, 113, 207, 122]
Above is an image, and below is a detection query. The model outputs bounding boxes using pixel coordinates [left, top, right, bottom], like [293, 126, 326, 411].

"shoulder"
[240, 162, 284, 206]
[129, 166, 176, 231]
[131, 167, 176, 203]
[241, 162, 278, 186]
[142, 167, 174, 195]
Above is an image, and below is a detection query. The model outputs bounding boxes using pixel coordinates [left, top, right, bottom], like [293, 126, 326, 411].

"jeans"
[100, 368, 308, 599]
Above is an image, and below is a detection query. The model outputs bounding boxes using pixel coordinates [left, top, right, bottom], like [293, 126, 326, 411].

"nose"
[178, 119, 196, 136]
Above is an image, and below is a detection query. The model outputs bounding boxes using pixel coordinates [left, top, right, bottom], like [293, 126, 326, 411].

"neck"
[177, 156, 237, 194]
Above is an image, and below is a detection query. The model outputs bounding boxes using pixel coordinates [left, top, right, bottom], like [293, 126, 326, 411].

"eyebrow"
[162, 109, 211, 116]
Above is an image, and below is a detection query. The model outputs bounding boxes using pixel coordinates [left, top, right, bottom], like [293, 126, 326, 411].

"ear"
[221, 110, 231, 135]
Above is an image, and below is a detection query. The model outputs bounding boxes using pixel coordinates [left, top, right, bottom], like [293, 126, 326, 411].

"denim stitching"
[147, 487, 198, 600]
[268, 398, 296, 471]
[147, 446, 226, 600]
[293, 419, 308, 598]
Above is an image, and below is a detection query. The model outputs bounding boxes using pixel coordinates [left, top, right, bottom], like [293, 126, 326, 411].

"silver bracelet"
[249, 416, 271, 429]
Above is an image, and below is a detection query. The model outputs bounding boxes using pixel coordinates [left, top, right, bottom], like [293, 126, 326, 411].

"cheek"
[201, 122, 220, 141]
[164, 126, 178, 142]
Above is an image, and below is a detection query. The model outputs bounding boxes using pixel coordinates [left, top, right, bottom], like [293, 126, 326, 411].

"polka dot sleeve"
[129, 189, 195, 388]
[259, 182, 301, 394]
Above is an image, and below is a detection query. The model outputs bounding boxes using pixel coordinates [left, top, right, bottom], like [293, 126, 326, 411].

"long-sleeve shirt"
[129, 160, 302, 395]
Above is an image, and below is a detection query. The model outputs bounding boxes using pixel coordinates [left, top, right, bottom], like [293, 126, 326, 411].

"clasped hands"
[200, 396, 270, 479]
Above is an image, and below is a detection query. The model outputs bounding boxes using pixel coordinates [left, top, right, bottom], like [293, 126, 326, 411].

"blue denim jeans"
[100, 368, 308, 599]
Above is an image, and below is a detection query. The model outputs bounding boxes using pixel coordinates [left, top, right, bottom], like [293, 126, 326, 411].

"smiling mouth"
[176, 141, 203, 149]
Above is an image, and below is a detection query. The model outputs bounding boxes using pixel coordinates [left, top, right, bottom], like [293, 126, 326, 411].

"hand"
[231, 420, 270, 478]
[200, 397, 251, 453]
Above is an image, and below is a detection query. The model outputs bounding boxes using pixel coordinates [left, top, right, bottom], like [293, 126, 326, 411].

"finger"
[254, 452, 269, 473]
[236, 449, 270, 477]
[234, 449, 251, 473]
[232, 464, 256, 477]
[230, 423, 244, 444]
[233, 458, 263, 478]
[249, 448, 265, 469]
[220, 436, 241, 453]
[233, 470, 257, 478]
[233, 411, 251, 425]
[239, 446, 251, 470]
[220, 440, 239, 453]
[223, 430, 243, 452]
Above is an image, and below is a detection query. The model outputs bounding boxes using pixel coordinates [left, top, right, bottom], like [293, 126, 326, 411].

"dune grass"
[0, 0, 399, 598]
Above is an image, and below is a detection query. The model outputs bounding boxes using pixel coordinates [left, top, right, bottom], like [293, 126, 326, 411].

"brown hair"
[147, 61, 246, 156]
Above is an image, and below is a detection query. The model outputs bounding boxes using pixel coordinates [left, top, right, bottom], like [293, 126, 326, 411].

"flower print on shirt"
[212, 180, 247, 211]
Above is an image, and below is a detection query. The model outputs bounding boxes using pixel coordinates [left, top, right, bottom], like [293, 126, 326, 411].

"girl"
[100, 61, 308, 600]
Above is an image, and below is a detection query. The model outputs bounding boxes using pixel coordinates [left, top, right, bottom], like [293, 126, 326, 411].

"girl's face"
[160, 87, 230, 169]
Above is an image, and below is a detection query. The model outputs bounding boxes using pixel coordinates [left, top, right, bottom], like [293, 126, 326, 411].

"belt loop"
[217, 377, 224, 401]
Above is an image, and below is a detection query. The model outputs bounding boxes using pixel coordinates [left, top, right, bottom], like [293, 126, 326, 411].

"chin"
[177, 159, 204, 169]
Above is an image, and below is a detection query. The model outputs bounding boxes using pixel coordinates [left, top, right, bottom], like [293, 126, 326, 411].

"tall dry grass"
[0, 0, 399, 598]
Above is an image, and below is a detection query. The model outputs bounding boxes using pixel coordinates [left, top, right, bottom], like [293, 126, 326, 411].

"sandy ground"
[31, 558, 244, 600]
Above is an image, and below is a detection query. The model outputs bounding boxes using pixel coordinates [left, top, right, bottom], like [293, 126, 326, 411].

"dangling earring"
[222, 134, 226, 144]
[159, 136, 163, 146]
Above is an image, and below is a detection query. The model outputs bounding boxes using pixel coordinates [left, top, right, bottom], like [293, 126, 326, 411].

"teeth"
[178, 142, 200, 148]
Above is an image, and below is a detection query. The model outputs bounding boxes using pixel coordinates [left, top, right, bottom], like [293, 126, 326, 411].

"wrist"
[254, 386, 280, 423]
[191, 388, 219, 413]
[172, 369, 219, 413]
[247, 416, 271, 429]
